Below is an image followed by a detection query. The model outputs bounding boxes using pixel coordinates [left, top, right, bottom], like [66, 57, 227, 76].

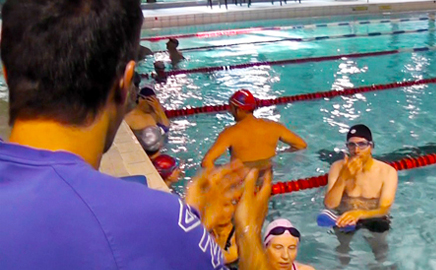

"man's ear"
[117, 61, 136, 105]
[3, 66, 8, 83]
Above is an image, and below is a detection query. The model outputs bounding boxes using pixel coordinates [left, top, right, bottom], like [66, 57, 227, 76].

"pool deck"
[100, 121, 170, 192]
[142, 0, 436, 29]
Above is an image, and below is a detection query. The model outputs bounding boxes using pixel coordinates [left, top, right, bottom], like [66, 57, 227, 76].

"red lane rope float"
[165, 77, 436, 118]
[271, 153, 436, 195]
[141, 28, 265, 42]
[166, 49, 401, 76]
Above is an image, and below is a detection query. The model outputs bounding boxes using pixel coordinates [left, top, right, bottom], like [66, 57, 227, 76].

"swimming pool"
[139, 11, 436, 269]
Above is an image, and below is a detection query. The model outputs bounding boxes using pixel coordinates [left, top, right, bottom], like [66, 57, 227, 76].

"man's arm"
[324, 156, 363, 209]
[336, 165, 398, 227]
[324, 160, 347, 209]
[278, 124, 307, 151]
[235, 170, 274, 270]
[201, 129, 232, 169]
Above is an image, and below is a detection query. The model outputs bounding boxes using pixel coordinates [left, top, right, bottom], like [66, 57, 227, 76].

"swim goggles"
[345, 140, 373, 150]
[264, 226, 301, 242]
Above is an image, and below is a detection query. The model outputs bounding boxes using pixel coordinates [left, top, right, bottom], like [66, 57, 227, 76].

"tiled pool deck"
[142, 0, 436, 29]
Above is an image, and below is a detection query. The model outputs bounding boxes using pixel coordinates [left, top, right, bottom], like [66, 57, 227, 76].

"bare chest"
[344, 171, 383, 198]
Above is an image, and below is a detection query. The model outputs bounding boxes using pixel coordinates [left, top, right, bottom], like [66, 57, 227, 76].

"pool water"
[139, 11, 436, 270]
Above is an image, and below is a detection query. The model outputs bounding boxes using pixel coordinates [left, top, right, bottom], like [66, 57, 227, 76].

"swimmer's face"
[347, 137, 372, 159]
[166, 41, 177, 50]
[218, 200, 236, 226]
[266, 234, 299, 270]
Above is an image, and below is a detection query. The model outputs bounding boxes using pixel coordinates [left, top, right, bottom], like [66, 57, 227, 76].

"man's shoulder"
[297, 263, 316, 270]
[374, 159, 397, 175]
[54, 163, 179, 213]
[331, 159, 345, 169]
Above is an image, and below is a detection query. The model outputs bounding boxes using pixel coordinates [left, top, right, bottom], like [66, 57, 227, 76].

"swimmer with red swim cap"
[202, 89, 307, 173]
[152, 154, 181, 188]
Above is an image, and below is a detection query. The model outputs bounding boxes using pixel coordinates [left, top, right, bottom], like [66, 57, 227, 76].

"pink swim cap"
[263, 218, 300, 246]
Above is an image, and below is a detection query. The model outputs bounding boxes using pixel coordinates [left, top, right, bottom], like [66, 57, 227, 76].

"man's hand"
[185, 160, 247, 231]
[234, 169, 274, 270]
[339, 154, 363, 181]
[234, 169, 272, 237]
[336, 210, 363, 227]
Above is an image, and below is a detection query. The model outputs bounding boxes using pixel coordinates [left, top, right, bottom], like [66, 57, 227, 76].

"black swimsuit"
[224, 226, 235, 251]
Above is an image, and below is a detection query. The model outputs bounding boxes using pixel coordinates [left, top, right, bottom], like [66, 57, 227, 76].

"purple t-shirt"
[0, 141, 227, 270]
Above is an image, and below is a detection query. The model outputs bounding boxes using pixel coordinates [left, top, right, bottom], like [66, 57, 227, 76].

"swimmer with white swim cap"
[264, 219, 315, 270]
[202, 89, 307, 175]
[135, 126, 164, 159]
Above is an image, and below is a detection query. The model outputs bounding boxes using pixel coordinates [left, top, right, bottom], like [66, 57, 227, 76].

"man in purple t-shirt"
[0, 0, 273, 269]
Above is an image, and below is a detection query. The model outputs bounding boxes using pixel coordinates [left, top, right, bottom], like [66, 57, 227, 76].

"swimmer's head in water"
[229, 89, 257, 112]
[347, 124, 373, 142]
[346, 124, 374, 157]
[264, 219, 300, 270]
[136, 85, 156, 104]
[167, 38, 179, 49]
[138, 126, 164, 153]
[154, 61, 165, 71]
[263, 218, 301, 246]
[153, 154, 180, 180]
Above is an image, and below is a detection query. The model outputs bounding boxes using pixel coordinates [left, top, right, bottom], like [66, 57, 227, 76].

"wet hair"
[133, 72, 141, 88]
[168, 38, 179, 47]
[1, 0, 143, 126]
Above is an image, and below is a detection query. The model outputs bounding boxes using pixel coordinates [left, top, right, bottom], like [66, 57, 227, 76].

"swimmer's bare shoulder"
[125, 110, 156, 130]
[297, 263, 316, 270]
[374, 159, 398, 184]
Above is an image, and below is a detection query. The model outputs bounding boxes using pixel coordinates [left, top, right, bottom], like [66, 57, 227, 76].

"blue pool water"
[139, 11, 436, 270]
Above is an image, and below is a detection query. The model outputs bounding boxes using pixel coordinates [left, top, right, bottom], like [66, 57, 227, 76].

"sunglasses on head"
[264, 226, 301, 242]
[346, 141, 372, 150]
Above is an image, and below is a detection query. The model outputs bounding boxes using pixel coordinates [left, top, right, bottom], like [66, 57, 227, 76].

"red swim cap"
[229, 89, 257, 111]
[152, 154, 179, 179]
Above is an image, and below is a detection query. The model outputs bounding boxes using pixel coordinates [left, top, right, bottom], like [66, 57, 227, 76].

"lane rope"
[165, 77, 436, 118]
[152, 28, 432, 53]
[271, 153, 436, 195]
[162, 46, 436, 76]
[141, 16, 431, 42]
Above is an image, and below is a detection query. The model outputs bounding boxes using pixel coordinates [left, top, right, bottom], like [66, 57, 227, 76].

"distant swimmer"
[324, 124, 398, 267]
[138, 45, 153, 60]
[166, 38, 184, 66]
[202, 89, 307, 175]
[152, 61, 167, 83]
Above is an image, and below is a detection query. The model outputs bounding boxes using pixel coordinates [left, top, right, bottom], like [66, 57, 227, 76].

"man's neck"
[362, 156, 374, 172]
[236, 113, 255, 122]
[9, 115, 109, 169]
